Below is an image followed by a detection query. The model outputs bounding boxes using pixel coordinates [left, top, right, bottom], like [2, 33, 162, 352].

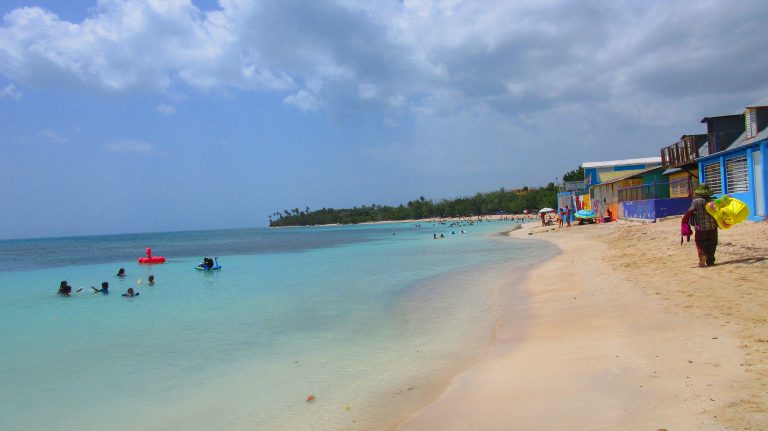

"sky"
[1, 0, 768, 239]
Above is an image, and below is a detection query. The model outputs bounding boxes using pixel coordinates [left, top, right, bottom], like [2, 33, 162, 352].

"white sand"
[397, 219, 768, 430]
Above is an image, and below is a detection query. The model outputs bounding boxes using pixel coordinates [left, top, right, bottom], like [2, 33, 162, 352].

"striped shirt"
[689, 198, 718, 231]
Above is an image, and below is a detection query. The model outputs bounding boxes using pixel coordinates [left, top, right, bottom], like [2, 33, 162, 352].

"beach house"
[696, 106, 768, 220]
[609, 134, 711, 222]
[580, 157, 662, 220]
[660, 134, 707, 198]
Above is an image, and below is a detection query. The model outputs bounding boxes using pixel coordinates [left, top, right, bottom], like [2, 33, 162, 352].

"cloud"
[37, 130, 67, 144]
[103, 139, 154, 154]
[0, 83, 21, 99]
[284, 89, 320, 111]
[0, 0, 767, 134]
[154, 103, 175, 114]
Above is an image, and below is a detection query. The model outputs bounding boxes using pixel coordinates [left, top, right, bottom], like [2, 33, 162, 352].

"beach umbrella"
[574, 209, 597, 219]
[538, 207, 555, 213]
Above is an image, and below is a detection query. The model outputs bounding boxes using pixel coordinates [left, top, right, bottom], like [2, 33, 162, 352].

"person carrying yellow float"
[681, 184, 751, 267]
[681, 184, 720, 267]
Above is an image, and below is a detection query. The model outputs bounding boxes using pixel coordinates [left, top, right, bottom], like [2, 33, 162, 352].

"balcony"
[661, 136, 700, 169]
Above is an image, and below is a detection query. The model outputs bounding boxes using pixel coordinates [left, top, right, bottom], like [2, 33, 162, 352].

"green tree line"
[269, 183, 558, 227]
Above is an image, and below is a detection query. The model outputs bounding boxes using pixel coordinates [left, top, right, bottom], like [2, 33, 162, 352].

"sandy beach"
[397, 218, 768, 430]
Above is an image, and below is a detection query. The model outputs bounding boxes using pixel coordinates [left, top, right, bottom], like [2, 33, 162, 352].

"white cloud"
[357, 83, 377, 100]
[284, 89, 320, 111]
[103, 139, 154, 154]
[0, 0, 766, 137]
[154, 103, 175, 114]
[0, 83, 21, 100]
[37, 130, 67, 144]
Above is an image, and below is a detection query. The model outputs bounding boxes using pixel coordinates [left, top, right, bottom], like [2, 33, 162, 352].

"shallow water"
[0, 221, 556, 430]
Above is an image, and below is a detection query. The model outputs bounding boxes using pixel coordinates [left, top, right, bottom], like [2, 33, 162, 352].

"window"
[671, 176, 699, 196]
[746, 109, 758, 139]
[703, 162, 722, 194]
[726, 155, 749, 193]
[620, 179, 642, 188]
[670, 177, 691, 196]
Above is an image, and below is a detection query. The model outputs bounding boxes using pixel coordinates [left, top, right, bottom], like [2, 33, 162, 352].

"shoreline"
[396, 219, 768, 430]
[269, 214, 539, 228]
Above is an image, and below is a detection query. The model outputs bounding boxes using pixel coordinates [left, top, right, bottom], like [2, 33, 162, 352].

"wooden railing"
[661, 136, 699, 168]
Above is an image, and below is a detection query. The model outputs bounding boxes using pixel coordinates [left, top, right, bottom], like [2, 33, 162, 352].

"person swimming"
[116, 268, 125, 277]
[148, 275, 155, 286]
[91, 281, 109, 294]
[57, 281, 72, 296]
[122, 287, 139, 297]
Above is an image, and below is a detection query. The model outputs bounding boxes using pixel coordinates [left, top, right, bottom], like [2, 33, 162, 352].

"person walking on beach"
[558, 208, 564, 228]
[565, 206, 572, 227]
[681, 184, 719, 267]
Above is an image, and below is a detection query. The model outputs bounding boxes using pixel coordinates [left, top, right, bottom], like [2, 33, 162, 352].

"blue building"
[697, 106, 768, 221]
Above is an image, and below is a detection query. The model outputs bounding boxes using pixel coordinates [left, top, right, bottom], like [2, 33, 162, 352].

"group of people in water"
[57, 267, 154, 298]
[432, 230, 468, 239]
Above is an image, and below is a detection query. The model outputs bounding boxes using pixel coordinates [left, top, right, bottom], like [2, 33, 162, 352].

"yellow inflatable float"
[705, 195, 750, 229]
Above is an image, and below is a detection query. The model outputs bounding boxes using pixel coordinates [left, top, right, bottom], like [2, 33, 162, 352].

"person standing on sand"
[540, 211, 546, 226]
[565, 206, 572, 227]
[558, 208, 564, 228]
[681, 184, 718, 267]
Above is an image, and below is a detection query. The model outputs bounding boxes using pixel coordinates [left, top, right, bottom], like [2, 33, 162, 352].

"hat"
[693, 184, 714, 197]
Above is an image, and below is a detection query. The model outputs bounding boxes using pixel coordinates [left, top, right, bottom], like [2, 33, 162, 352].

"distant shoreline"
[269, 214, 539, 228]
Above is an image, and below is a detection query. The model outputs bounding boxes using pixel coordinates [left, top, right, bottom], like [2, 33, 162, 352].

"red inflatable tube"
[138, 256, 166, 264]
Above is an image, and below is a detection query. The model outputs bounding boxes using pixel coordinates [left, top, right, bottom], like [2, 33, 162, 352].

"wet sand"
[397, 219, 768, 430]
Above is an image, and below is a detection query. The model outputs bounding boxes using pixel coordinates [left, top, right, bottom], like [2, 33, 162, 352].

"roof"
[746, 105, 768, 109]
[590, 166, 663, 188]
[700, 114, 741, 123]
[581, 157, 662, 169]
[597, 170, 645, 183]
[697, 131, 768, 161]
[737, 126, 768, 147]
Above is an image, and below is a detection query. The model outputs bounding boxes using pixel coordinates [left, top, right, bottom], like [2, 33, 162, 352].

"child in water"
[57, 281, 72, 296]
[122, 287, 139, 297]
[91, 282, 109, 294]
[116, 268, 126, 277]
[148, 275, 155, 286]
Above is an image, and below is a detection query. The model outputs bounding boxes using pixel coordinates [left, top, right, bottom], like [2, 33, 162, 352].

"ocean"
[0, 221, 556, 431]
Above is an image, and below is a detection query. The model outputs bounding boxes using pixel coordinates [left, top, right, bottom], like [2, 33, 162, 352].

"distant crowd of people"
[57, 267, 154, 298]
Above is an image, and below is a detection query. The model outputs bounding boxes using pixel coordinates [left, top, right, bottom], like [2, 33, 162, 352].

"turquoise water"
[0, 221, 556, 430]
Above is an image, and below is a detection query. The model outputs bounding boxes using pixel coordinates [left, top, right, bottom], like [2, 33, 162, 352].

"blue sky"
[2, 0, 768, 239]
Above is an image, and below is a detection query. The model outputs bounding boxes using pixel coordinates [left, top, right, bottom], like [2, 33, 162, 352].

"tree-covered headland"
[269, 183, 559, 227]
